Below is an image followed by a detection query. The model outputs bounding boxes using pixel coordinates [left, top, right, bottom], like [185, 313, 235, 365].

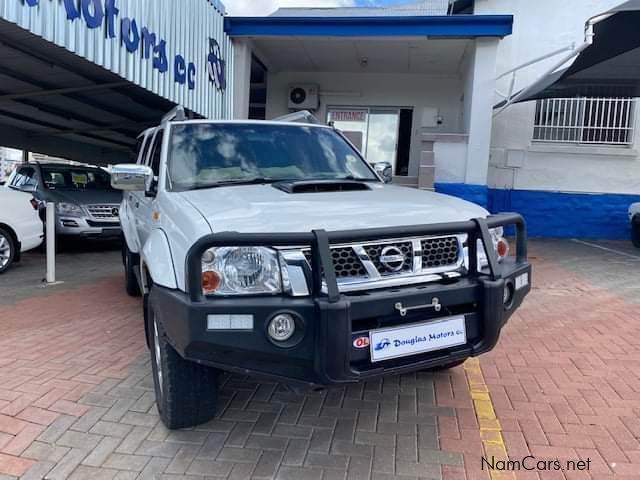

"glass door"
[328, 107, 401, 174]
[366, 109, 400, 174]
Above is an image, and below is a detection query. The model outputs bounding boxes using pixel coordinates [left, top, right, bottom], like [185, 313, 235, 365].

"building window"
[533, 97, 636, 145]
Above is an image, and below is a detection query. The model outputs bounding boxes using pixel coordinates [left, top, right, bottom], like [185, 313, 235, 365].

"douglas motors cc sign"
[21, 0, 226, 94]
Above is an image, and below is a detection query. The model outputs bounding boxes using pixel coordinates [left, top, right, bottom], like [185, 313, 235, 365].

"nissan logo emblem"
[379, 246, 406, 272]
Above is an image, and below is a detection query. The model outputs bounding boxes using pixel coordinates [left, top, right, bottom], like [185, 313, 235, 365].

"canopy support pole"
[493, 23, 596, 116]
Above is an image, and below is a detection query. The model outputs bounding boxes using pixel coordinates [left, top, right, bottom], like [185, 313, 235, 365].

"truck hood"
[178, 183, 489, 234]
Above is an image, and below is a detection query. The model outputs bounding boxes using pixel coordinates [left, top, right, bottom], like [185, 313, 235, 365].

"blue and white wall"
[436, 0, 640, 240]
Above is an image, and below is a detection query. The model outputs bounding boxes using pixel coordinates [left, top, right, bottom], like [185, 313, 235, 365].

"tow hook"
[395, 298, 442, 317]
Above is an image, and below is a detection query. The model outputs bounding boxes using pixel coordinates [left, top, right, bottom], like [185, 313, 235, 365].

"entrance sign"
[7, 0, 232, 119]
[330, 110, 367, 122]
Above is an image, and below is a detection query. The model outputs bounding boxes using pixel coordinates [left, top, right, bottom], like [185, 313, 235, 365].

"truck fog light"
[503, 281, 515, 307]
[268, 314, 295, 342]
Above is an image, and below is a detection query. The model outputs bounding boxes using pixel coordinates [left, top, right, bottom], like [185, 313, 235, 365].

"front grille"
[364, 242, 413, 275]
[303, 248, 367, 278]
[421, 237, 460, 269]
[296, 235, 463, 292]
[87, 204, 120, 221]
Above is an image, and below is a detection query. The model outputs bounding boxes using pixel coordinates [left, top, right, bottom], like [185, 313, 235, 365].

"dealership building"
[1, 0, 638, 239]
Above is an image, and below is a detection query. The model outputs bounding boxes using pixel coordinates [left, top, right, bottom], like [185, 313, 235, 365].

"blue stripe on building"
[435, 183, 640, 240]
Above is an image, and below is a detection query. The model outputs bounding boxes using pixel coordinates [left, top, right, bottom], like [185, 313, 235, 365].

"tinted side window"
[149, 131, 163, 177]
[11, 167, 37, 189]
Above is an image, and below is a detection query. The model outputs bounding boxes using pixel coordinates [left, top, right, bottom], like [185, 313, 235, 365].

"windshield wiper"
[187, 178, 277, 191]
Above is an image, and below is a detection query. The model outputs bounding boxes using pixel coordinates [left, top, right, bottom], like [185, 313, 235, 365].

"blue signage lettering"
[104, 0, 118, 38]
[153, 40, 168, 73]
[141, 27, 156, 60]
[121, 17, 139, 53]
[187, 62, 196, 90]
[81, 0, 104, 29]
[63, 0, 81, 21]
[174, 55, 186, 85]
[207, 38, 226, 92]
[23, 0, 222, 92]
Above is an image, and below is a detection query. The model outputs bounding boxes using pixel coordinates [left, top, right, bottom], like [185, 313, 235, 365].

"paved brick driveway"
[0, 240, 638, 479]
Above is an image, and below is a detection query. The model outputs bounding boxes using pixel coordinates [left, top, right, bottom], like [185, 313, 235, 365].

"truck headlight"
[201, 247, 282, 296]
[56, 202, 83, 216]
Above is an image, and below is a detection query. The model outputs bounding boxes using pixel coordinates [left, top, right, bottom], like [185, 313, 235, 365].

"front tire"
[0, 227, 16, 274]
[632, 217, 640, 248]
[147, 293, 219, 429]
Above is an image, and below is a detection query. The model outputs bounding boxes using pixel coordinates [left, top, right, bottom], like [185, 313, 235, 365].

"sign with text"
[330, 110, 368, 123]
[370, 316, 467, 363]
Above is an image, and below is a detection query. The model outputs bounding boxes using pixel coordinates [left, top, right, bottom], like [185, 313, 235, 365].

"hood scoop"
[273, 180, 371, 194]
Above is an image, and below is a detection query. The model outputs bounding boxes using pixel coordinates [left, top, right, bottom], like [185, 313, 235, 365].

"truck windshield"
[41, 167, 114, 191]
[168, 123, 378, 191]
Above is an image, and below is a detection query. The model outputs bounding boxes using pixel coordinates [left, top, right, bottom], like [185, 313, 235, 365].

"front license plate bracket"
[369, 316, 467, 363]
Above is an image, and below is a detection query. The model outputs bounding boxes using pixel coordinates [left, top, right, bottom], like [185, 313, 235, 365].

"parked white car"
[111, 112, 532, 429]
[0, 187, 43, 273]
[630, 203, 640, 247]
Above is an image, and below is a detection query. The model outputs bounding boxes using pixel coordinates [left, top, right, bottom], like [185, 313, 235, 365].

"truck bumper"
[151, 260, 531, 387]
[56, 217, 121, 238]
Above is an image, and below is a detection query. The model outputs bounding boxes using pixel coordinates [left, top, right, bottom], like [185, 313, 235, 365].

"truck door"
[134, 129, 163, 247]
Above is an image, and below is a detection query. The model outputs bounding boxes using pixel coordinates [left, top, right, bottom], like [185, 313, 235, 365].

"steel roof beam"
[0, 81, 131, 103]
[0, 35, 172, 116]
[0, 106, 135, 149]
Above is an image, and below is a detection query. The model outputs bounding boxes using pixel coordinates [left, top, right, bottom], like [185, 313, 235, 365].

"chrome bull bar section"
[186, 213, 528, 303]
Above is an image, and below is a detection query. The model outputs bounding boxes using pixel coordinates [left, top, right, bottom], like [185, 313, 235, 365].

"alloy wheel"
[0, 233, 11, 270]
[153, 316, 164, 397]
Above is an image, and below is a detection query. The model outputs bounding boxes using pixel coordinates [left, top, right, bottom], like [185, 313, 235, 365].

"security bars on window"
[533, 98, 636, 145]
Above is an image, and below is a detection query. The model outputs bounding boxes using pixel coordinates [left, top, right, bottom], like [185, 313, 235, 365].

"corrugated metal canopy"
[0, 19, 177, 165]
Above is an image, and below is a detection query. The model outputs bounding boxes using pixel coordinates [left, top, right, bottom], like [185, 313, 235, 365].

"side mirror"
[372, 162, 393, 184]
[111, 164, 153, 192]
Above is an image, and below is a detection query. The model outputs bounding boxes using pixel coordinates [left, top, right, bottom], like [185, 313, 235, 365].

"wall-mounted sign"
[21, 0, 226, 94]
[330, 110, 368, 123]
[207, 39, 227, 92]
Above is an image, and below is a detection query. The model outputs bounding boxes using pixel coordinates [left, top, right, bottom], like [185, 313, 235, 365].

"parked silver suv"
[8, 162, 122, 239]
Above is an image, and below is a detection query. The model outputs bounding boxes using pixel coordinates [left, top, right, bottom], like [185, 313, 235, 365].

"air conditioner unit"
[288, 84, 319, 110]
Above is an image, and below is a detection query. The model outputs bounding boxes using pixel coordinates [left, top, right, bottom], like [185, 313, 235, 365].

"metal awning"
[0, 0, 232, 166]
[511, 0, 640, 103]
[0, 21, 174, 165]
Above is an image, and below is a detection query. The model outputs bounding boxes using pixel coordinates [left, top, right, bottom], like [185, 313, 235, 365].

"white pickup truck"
[630, 203, 640, 247]
[111, 111, 531, 429]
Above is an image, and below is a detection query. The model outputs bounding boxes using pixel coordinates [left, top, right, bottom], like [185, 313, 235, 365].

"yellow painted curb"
[464, 359, 516, 480]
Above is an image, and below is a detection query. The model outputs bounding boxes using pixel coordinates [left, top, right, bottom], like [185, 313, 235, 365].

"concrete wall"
[265, 71, 465, 177]
[476, 0, 640, 194]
